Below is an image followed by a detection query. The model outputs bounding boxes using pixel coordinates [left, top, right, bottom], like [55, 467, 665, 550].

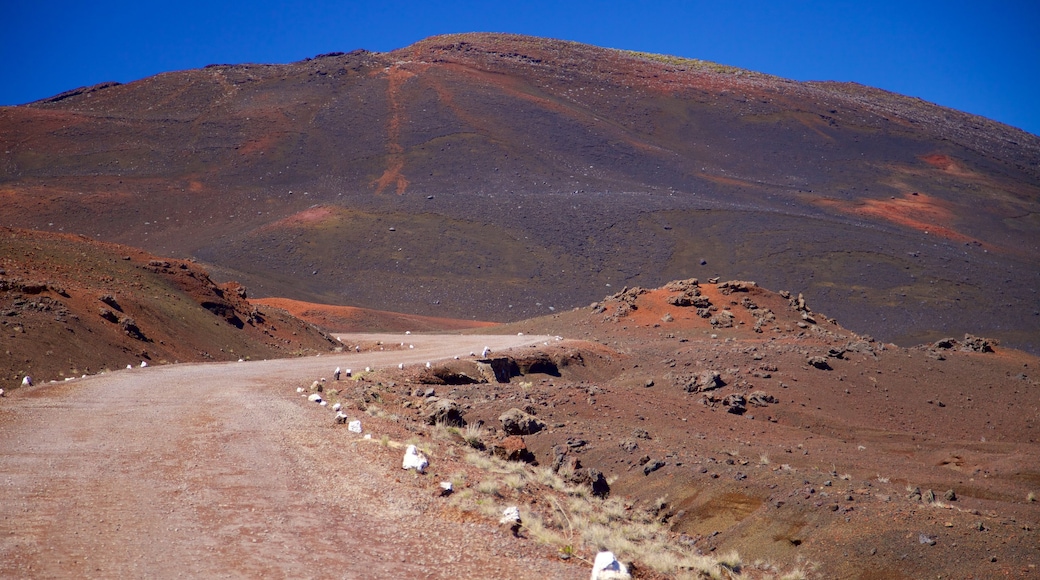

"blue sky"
[3, 1, 1038, 136]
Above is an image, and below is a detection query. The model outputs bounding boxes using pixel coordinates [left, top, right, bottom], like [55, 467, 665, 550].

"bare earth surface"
[0, 334, 583, 579]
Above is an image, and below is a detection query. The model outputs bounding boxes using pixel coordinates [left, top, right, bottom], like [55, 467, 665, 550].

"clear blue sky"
[3, 1, 1038, 136]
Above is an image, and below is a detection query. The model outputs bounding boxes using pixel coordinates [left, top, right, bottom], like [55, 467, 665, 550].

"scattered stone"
[499, 408, 545, 435]
[943, 489, 957, 502]
[348, 420, 362, 433]
[499, 506, 522, 537]
[918, 534, 937, 546]
[961, 334, 997, 353]
[402, 444, 428, 473]
[632, 428, 651, 439]
[807, 356, 831, 370]
[307, 393, 323, 403]
[724, 394, 747, 415]
[335, 411, 348, 424]
[437, 481, 454, 496]
[591, 551, 631, 580]
[619, 439, 639, 453]
[643, 459, 665, 475]
[685, 370, 724, 393]
[748, 391, 777, 407]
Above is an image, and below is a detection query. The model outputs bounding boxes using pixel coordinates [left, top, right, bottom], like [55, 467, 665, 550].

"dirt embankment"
[0, 227, 338, 387]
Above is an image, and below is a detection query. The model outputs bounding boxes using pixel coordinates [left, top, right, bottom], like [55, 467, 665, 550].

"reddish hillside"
[254, 296, 496, 332]
[0, 227, 337, 387]
[0, 33, 1037, 352]
[350, 277, 1040, 577]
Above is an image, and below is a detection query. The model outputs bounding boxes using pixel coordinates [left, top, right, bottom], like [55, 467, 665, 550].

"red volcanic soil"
[813, 191, 987, 246]
[254, 296, 496, 332]
[0, 227, 337, 387]
[1, 33, 1036, 354]
[343, 278, 1040, 578]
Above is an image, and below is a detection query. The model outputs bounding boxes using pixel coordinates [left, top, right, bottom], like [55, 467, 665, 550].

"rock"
[499, 506, 522, 537]
[933, 338, 957, 350]
[21, 376, 32, 387]
[348, 420, 362, 433]
[425, 398, 466, 427]
[619, 439, 638, 453]
[943, 489, 957, 501]
[307, 393, 323, 403]
[918, 533, 937, 546]
[591, 551, 631, 580]
[643, 459, 665, 475]
[335, 411, 348, 424]
[724, 394, 747, 415]
[499, 408, 544, 435]
[402, 445, 428, 473]
[923, 489, 935, 503]
[632, 428, 651, 439]
[961, 334, 997, 353]
[748, 391, 777, 406]
[438, 481, 454, 496]
[686, 370, 724, 393]
[710, 310, 735, 328]
[807, 356, 831, 370]
[491, 436, 533, 462]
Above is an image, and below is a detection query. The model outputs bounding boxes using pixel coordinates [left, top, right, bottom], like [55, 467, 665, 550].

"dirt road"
[0, 334, 583, 579]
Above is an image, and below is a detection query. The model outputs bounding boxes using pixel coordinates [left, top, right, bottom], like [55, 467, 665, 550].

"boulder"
[425, 398, 466, 427]
[491, 436, 534, 463]
[686, 370, 724, 393]
[499, 408, 545, 435]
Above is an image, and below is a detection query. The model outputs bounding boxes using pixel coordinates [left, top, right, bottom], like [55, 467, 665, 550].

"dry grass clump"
[452, 451, 754, 579]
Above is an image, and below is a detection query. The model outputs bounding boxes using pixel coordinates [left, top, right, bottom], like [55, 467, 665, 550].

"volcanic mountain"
[1, 33, 1038, 352]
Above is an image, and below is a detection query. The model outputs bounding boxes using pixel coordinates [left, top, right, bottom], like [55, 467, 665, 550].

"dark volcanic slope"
[1, 33, 1038, 351]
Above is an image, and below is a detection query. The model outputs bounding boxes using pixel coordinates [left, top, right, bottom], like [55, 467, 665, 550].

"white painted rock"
[140, 361, 148, 368]
[333, 367, 341, 380]
[308, 393, 323, 403]
[439, 481, 454, 493]
[365, 366, 371, 373]
[482, 346, 491, 357]
[335, 411, 348, 424]
[499, 506, 521, 525]
[591, 551, 630, 580]
[345, 369, 352, 377]
[398, 363, 404, 369]
[127, 364, 133, 370]
[21, 376, 32, 387]
[319, 400, 327, 407]
[296, 387, 304, 393]
[332, 402, 342, 412]
[402, 445, 428, 473]
[347, 420, 362, 433]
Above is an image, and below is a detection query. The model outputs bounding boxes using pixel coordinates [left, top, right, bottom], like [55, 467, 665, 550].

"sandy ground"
[0, 334, 584, 579]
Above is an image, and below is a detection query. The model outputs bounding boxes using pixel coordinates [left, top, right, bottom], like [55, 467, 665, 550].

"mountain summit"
[1, 33, 1037, 351]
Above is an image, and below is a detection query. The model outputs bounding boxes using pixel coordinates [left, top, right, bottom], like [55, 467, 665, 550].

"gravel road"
[0, 334, 583, 579]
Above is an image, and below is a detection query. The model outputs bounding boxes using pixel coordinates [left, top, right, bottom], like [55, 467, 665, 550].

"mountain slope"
[1, 33, 1037, 351]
